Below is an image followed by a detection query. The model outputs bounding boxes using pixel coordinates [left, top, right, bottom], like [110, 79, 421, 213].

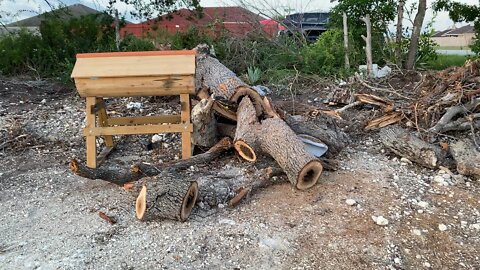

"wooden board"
[75, 75, 195, 97]
[107, 115, 181, 126]
[71, 53, 195, 79]
[83, 124, 193, 136]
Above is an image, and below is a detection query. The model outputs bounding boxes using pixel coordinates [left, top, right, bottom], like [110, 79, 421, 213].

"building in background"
[121, 7, 274, 38]
[280, 12, 330, 42]
[432, 25, 476, 49]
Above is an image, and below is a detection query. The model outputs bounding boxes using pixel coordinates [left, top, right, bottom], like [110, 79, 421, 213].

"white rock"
[393, 175, 400, 181]
[400, 157, 412, 164]
[413, 229, 422, 236]
[470, 223, 480, 230]
[442, 173, 451, 179]
[41, 99, 46, 104]
[438, 224, 448, 231]
[218, 218, 236, 225]
[417, 201, 429, 208]
[372, 215, 389, 226]
[394, 258, 401, 264]
[424, 262, 431, 268]
[346, 199, 357, 206]
[151, 134, 162, 143]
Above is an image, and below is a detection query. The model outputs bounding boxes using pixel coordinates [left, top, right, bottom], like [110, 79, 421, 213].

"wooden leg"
[85, 97, 97, 168]
[180, 94, 192, 159]
[96, 98, 114, 147]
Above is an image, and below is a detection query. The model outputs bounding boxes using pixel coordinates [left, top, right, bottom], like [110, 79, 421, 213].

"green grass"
[425, 55, 474, 70]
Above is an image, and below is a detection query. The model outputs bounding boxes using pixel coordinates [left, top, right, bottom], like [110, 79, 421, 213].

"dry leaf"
[440, 142, 449, 151]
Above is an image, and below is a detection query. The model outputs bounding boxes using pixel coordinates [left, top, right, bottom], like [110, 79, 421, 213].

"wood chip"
[99, 211, 116, 225]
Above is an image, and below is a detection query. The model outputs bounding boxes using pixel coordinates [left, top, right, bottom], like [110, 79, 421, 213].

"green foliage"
[120, 35, 156, 51]
[246, 66, 261, 84]
[170, 27, 213, 50]
[433, 0, 480, 54]
[425, 54, 472, 70]
[106, 0, 202, 21]
[301, 29, 351, 76]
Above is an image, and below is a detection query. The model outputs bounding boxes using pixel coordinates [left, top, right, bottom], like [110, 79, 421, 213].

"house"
[1, 4, 102, 35]
[280, 12, 330, 42]
[432, 25, 476, 48]
[121, 7, 272, 38]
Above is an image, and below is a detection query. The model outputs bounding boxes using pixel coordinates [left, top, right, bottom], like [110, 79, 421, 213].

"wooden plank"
[71, 54, 195, 78]
[107, 115, 181, 126]
[96, 98, 114, 147]
[180, 94, 192, 159]
[83, 124, 193, 136]
[74, 75, 195, 97]
[85, 97, 97, 168]
[76, 50, 196, 58]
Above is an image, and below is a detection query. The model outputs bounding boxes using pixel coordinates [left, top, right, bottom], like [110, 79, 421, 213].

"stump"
[450, 139, 480, 179]
[135, 173, 199, 222]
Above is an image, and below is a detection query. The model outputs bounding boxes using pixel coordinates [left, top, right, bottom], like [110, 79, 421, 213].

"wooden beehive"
[71, 50, 196, 97]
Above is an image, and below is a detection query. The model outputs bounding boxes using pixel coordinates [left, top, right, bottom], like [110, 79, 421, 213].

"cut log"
[449, 139, 480, 179]
[195, 48, 267, 117]
[257, 117, 323, 190]
[234, 97, 259, 162]
[379, 125, 449, 169]
[135, 173, 198, 222]
[191, 97, 217, 148]
[70, 137, 233, 184]
[283, 114, 350, 157]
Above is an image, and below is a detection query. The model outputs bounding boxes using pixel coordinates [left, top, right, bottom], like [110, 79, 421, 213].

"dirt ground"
[0, 77, 479, 269]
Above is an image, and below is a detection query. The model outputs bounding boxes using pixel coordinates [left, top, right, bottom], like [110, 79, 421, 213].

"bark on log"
[283, 114, 350, 157]
[234, 97, 259, 162]
[135, 173, 198, 222]
[379, 125, 449, 169]
[70, 137, 233, 184]
[195, 50, 267, 117]
[449, 139, 480, 179]
[191, 98, 217, 148]
[257, 117, 323, 190]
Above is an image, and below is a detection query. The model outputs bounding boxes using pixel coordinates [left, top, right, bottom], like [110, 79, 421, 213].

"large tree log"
[234, 97, 259, 162]
[257, 117, 323, 190]
[283, 114, 350, 157]
[449, 139, 480, 179]
[232, 98, 323, 190]
[379, 125, 449, 169]
[191, 97, 217, 148]
[195, 48, 267, 117]
[70, 137, 233, 184]
[135, 173, 198, 222]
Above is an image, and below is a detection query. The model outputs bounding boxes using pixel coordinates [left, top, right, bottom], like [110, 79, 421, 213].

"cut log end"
[180, 181, 199, 222]
[234, 140, 257, 162]
[136, 185, 147, 220]
[296, 160, 323, 190]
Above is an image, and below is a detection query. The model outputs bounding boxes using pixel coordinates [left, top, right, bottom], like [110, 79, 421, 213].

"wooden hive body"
[71, 50, 196, 97]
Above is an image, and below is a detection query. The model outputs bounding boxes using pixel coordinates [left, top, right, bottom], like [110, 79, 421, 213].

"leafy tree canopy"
[106, 0, 202, 20]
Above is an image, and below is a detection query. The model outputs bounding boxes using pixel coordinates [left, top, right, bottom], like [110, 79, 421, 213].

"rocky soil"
[0, 78, 479, 269]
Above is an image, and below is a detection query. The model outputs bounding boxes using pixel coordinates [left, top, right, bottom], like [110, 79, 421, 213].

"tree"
[106, 0, 202, 21]
[405, 0, 427, 70]
[433, 0, 480, 54]
[395, 0, 406, 66]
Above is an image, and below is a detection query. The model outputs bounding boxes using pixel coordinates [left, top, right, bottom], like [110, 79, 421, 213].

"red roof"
[120, 6, 278, 38]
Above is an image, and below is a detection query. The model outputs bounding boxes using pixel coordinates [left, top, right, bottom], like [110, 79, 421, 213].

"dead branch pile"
[315, 59, 480, 180]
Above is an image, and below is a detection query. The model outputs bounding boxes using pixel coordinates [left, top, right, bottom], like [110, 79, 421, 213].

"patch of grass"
[425, 55, 474, 70]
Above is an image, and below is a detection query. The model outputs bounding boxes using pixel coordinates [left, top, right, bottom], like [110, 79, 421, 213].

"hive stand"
[71, 51, 196, 168]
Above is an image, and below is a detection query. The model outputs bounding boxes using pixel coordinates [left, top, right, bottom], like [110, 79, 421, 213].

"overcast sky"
[1, 0, 478, 31]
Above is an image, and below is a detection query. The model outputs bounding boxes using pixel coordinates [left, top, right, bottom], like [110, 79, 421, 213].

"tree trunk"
[257, 117, 323, 190]
[70, 137, 233, 184]
[379, 125, 449, 169]
[135, 173, 198, 222]
[361, 15, 373, 76]
[191, 97, 217, 148]
[234, 97, 259, 162]
[343, 12, 350, 69]
[449, 139, 480, 180]
[405, 0, 427, 70]
[283, 114, 351, 157]
[195, 51, 267, 117]
[395, 0, 405, 67]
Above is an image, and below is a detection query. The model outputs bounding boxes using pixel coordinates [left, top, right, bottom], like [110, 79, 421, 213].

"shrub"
[120, 35, 156, 51]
